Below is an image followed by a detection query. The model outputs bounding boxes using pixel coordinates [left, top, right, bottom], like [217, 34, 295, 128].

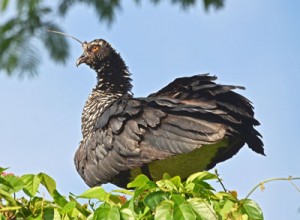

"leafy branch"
[0, 0, 224, 77]
[3, 167, 298, 219]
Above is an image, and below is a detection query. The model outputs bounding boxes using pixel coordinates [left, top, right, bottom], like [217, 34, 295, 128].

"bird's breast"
[81, 90, 122, 138]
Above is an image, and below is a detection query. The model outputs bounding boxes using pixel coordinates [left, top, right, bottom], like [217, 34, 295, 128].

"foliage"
[0, 0, 224, 77]
[0, 167, 273, 220]
[0, 0, 68, 77]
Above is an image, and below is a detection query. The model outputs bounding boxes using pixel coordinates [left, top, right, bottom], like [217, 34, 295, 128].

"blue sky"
[1, 0, 300, 219]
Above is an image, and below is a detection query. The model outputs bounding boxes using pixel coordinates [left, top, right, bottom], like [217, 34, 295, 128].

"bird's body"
[74, 39, 264, 188]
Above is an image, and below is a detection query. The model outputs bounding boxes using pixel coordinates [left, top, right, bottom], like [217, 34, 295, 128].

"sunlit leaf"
[0, 188, 17, 205]
[60, 201, 76, 214]
[173, 198, 196, 220]
[186, 171, 217, 184]
[154, 200, 174, 220]
[156, 179, 177, 191]
[21, 174, 41, 197]
[53, 190, 68, 207]
[69, 195, 92, 217]
[219, 199, 235, 219]
[78, 186, 110, 202]
[127, 174, 150, 188]
[120, 208, 135, 220]
[38, 172, 56, 197]
[170, 175, 182, 189]
[188, 198, 218, 220]
[241, 199, 263, 220]
[0, 177, 13, 190]
[215, 192, 238, 202]
[94, 205, 121, 220]
[1, 174, 23, 193]
[112, 188, 134, 196]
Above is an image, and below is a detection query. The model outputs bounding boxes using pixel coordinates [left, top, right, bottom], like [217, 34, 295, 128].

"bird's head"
[46, 30, 116, 70]
[76, 39, 114, 69]
[47, 30, 132, 93]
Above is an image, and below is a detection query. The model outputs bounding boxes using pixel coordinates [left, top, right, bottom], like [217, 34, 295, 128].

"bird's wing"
[149, 74, 264, 153]
[75, 74, 264, 188]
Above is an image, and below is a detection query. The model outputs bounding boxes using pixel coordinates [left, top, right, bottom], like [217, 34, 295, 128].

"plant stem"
[214, 169, 227, 192]
[245, 177, 300, 200]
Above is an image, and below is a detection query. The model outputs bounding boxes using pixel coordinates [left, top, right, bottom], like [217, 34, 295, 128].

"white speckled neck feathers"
[81, 90, 125, 138]
[80, 41, 133, 137]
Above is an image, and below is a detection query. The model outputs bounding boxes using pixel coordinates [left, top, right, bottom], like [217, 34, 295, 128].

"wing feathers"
[75, 74, 264, 187]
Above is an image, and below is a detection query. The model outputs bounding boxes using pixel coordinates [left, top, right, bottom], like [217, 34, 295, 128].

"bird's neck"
[93, 53, 132, 95]
[81, 54, 132, 137]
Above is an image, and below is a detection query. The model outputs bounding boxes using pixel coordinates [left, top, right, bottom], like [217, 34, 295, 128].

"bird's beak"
[76, 54, 87, 67]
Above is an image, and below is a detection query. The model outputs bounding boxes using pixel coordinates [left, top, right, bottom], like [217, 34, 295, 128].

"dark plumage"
[75, 39, 264, 188]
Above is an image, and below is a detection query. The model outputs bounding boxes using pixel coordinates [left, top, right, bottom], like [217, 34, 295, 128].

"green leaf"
[0, 0, 9, 11]
[163, 173, 172, 179]
[1, 174, 24, 193]
[53, 190, 68, 207]
[69, 195, 91, 217]
[42, 23, 69, 63]
[18, 43, 40, 77]
[188, 198, 217, 220]
[69, 207, 80, 219]
[120, 208, 136, 220]
[21, 174, 41, 197]
[154, 200, 174, 220]
[171, 194, 197, 219]
[203, 0, 224, 11]
[171, 193, 185, 205]
[231, 210, 248, 220]
[0, 188, 17, 205]
[112, 188, 134, 196]
[144, 191, 170, 210]
[170, 175, 182, 189]
[94, 205, 121, 220]
[38, 172, 56, 197]
[43, 208, 61, 220]
[219, 199, 235, 219]
[53, 208, 62, 220]
[215, 192, 238, 202]
[60, 201, 76, 214]
[133, 180, 157, 200]
[241, 199, 263, 220]
[78, 186, 109, 201]
[0, 19, 18, 36]
[127, 174, 150, 188]
[156, 179, 177, 191]
[0, 167, 8, 173]
[109, 194, 124, 205]
[186, 172, 217, 184]
[0, 176, 12, 189]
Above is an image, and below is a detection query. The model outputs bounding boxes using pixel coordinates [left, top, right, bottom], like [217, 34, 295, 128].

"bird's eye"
[91, 45, 100, 53]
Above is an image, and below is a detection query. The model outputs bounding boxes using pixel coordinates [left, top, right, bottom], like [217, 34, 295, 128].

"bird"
[74, 38, 264, 188]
